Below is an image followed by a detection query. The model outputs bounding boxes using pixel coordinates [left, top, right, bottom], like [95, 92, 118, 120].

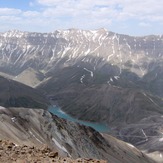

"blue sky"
[0, 0, 163, 36]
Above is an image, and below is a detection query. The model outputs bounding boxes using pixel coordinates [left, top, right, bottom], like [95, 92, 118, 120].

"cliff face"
[0, 107, 155, 163]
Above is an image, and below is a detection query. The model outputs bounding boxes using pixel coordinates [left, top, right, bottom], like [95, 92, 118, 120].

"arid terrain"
[0, 29, 162, 162]
[0, 140, 107, 163]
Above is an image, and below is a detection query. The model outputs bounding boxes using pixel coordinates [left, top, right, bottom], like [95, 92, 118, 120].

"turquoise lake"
[48, 106, 109, 132]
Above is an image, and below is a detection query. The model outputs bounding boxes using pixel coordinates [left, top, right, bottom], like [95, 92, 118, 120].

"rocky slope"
[14, 67, 45, 88]
[0, 107, 156, 163]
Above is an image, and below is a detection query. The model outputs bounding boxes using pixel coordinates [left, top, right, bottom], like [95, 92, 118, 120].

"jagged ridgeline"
[0, 29, 162, 96]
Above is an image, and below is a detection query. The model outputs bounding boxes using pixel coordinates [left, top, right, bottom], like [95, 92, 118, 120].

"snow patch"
[0, 106, 5, 110]
[92, 33, 99, 41]
[141, 129, 148, 141]
[61, 47, 71, 57]
[107, 81, 111, 85]
[84, 68, 93, 77]
[126, 143, 135, 148]
[80, 75, 85, 83]
[52, 137, 70, 156]
[29, 130, 43, 144]
[107, 54, 114, 61]
[110, 78, 113, 82]
[11, 117, 16, 122]
[114, 76, 120, 80]
[84, 48, 90, 55]
[90, 30, 98, 34]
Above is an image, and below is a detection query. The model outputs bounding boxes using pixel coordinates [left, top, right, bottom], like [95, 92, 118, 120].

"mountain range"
[0, 29, 162, 162]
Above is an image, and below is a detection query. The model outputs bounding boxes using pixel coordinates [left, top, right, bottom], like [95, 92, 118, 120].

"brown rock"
[21, 150, 26, 154]
[7, 145, 13, 149]
[16, 159, 27, 163]
[0, 140, 107, 163]
[49, 151, 58, 158]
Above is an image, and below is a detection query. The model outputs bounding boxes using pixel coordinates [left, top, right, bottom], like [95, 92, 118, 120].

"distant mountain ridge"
[0, 28, 162, 96]
[0, 29, 162, 75]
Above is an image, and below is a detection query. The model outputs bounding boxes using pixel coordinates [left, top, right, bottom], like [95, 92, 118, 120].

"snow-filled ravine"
[48, 106, 109, 132]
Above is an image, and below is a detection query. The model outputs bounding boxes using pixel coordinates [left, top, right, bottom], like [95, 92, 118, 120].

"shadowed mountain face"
[0, 29, 163, 161]
[37, 66, 163, 124]
[0, 76, 49, 109]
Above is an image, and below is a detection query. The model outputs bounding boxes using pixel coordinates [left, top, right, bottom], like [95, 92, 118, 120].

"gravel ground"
[0, 140, 107, 163]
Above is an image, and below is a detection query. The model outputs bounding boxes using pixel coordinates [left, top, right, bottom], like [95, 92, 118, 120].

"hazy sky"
[0, 0, 163, 36]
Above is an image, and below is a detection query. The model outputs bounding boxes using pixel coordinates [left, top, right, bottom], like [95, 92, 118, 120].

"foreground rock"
[0, 140, 107, 163]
